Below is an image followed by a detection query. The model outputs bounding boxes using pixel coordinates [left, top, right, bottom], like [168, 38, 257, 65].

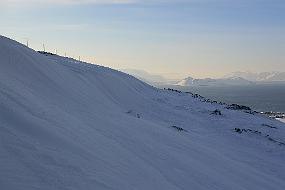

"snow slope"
[277, 118, 285, 124]
[0, 36, 285, 190]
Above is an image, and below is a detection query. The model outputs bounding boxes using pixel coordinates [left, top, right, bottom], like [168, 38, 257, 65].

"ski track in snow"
[0, 36, 285, 190]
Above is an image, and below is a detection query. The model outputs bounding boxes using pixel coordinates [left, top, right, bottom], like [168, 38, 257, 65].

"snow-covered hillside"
[0, 36, 285, 190]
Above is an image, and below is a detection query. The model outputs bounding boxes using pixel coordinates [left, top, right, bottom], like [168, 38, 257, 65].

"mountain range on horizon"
[177, 71, 285, 87]
[122, 69, 179, 85]
[224, 71, 285, 82]
[176, 76, 254, 87]
[124, 69, 285, 87]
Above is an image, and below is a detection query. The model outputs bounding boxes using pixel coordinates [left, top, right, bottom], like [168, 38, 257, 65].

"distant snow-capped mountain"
[177, 76, 253, 86]
[225, 71, 285, 82]
[177, 71, 285, 87]
[122, 69, 179, 85]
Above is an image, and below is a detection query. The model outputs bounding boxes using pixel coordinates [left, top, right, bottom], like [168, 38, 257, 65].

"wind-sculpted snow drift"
[0, 36, 284, 190]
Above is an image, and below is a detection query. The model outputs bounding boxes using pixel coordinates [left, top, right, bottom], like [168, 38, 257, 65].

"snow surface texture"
[277, 118, 285, 124]
[0, 36, 285, 190]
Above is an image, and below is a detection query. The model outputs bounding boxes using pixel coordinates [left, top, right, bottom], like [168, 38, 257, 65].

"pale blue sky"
[0, 0, 284, 78]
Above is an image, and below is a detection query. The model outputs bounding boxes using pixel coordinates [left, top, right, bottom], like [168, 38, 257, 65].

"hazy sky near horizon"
[0, 0, 284, 78]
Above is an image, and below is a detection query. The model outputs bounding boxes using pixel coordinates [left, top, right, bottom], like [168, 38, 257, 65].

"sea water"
[162, 83, 285, 112]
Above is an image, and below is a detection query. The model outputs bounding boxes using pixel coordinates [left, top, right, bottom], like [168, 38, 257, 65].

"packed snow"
[277, 118, 285, 124]
[0, 36, 285, 190]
